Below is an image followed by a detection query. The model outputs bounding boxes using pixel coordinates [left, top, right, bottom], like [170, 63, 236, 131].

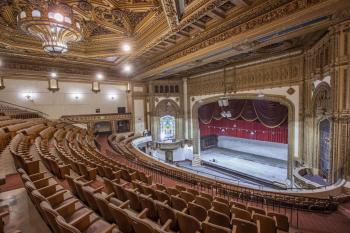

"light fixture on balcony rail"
[17, 0, 83, 54]
[92, 81, 100, 93]
[0, 77, 4, 90]
[257, 91, 265, 98]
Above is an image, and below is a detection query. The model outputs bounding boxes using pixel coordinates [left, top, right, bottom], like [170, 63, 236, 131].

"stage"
[200, 137, 289, 187]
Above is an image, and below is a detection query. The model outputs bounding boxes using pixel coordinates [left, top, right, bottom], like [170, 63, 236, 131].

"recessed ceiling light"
[51, 72, 57, 78]
[122, 43, 131, 52]
[96, 73, 104, 80]
[123, 64, 132, 73]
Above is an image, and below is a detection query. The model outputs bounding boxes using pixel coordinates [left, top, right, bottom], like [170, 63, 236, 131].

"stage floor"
[201, 147, 288, 184]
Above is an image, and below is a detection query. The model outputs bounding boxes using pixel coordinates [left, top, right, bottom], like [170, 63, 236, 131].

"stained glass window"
[160, 115, 175, 140]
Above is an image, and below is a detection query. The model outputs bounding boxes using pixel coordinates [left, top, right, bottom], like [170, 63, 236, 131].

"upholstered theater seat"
[202, 221, 231, 233]
[267, 212, 289, 232]
[108, 202, 134, 233]
[232, 218, 258, 233]
[231, 206, 252, 222]
[40, 200, 91, 233]
[176, 211, 201, 233]
[155, 200, 179, 232]
[56, 214, 117, 233]
[253, 213, 277, 233]
[194, 196, 212, 210]
[188, 202, 207, 222]
[208, 209, 231, 228]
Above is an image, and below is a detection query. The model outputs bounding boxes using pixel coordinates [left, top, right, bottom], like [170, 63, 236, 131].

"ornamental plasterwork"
[141, 0, 328, 71]
[187, 55, 303, 96]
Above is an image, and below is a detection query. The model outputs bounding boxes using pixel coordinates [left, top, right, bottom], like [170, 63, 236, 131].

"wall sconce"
[48, 78, 59, 92]
[92, 81, 100, 93]
[126, 82, 131, 93]
[25, 94, 34, 102]
[0, 77, 4, 90]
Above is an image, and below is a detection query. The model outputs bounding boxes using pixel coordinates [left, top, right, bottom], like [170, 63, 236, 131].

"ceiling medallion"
[17, 0, 83, 54]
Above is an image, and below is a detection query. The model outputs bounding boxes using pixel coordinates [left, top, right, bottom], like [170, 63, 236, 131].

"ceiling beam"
[192, 22, 206, 31]
[228, 0, 249, 7]
[160, 0, 180, 30]
[208, 10, 226, 19]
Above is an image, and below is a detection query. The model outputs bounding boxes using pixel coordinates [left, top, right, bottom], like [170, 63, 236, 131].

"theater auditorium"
[0, 0, 350, 233]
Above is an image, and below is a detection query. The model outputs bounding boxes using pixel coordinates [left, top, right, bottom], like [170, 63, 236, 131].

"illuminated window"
[160, 115, 175, 140]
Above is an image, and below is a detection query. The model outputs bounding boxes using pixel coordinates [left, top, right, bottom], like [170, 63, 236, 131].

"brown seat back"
[103, 177, 116, 195]
[247, 206, 266, 215]
[188, 202, 207, 222]
[231, 201, 246, 210]
[155, 200, 178, 231]
[202, 221, 231, 233]
[180, 191, 195, 203]
[113, 183, 128, 201]
[187, 188, 199, 196]
[125, 189, 142, 212]
[40, 201, 60, 233]
[200, 192, 213, 201]
[108, 203, 134, 233]
[139, 194, 158, 221]
[212, 200, 230, 217]
[195, 196, 212, 210]
[171, 195, 187, 211]
[232, 218, 258, 233]
[167, 187, 180, 196]
[55, 215, 80, 233]
[252, 213, 277, 233]
[95, 193, 114, 222]
[130, 216, 155, 233]
[175, 184, 187, 192]
[82, 186, 99, 212]
[231, 206, 252, 221]
[177, 211, 201, 233]
[208, 209, 231, 228]
[267, 212, 289, 231]
[155, 190, 170, 203]
[214, 197, 229, 205]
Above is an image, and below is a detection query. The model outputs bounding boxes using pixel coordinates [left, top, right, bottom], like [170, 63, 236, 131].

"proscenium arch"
[191, 94, 295, 180]
[153, 99, 183, 141]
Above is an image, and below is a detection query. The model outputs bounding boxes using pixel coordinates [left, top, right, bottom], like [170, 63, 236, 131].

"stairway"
[192, 155, 201, 166]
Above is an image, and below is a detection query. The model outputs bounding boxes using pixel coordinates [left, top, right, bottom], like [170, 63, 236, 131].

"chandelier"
[17, 0, 83, 54]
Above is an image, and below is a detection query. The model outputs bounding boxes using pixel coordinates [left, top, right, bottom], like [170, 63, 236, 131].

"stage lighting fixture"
[218, 98, 229, 107]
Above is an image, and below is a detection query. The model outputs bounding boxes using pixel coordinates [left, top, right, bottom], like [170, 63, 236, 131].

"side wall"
[0, 78, 128, 119]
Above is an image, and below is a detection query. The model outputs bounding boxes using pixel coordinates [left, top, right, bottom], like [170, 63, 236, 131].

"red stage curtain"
[198, 99, 288, 128]
[198, 99, 288, 144]
[199, 119, 288, 144]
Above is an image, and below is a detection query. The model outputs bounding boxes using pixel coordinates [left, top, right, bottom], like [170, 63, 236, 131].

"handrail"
[0, 100, 48, 118]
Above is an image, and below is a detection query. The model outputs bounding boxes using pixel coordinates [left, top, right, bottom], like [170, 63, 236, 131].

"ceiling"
[0, 0, 349, 81]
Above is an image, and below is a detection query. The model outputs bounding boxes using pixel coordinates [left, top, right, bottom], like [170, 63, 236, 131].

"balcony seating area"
[0, 103, 42, 119]
[2, 116, 349, 232]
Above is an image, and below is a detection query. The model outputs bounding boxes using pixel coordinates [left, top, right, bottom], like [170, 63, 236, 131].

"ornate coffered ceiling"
[0, 0, 349, 81]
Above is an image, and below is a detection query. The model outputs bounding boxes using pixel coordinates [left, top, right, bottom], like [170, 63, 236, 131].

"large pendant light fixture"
[17, 0, 83, 54]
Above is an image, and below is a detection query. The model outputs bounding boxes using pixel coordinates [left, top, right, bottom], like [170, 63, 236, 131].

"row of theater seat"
[10, 121, 291, 233]
[18, 168, 118, 233]
[110, 134, 338, 212]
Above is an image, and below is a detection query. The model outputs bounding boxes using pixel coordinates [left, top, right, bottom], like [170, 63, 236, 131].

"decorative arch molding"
[152, 99, 184, 141]
[155, 99, 182, 117]
[191, 93, 296, 179]
[312, 82, 333, 182]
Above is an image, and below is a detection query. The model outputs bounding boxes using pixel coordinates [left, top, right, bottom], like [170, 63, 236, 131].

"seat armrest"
[93, 186, 104, 193]
[70, 210, 94, 229]
[137, 208, 148, 219]
[98, 224, 117, 233]
[119, 200, 130, 209]
[161, 219, 172, 231]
